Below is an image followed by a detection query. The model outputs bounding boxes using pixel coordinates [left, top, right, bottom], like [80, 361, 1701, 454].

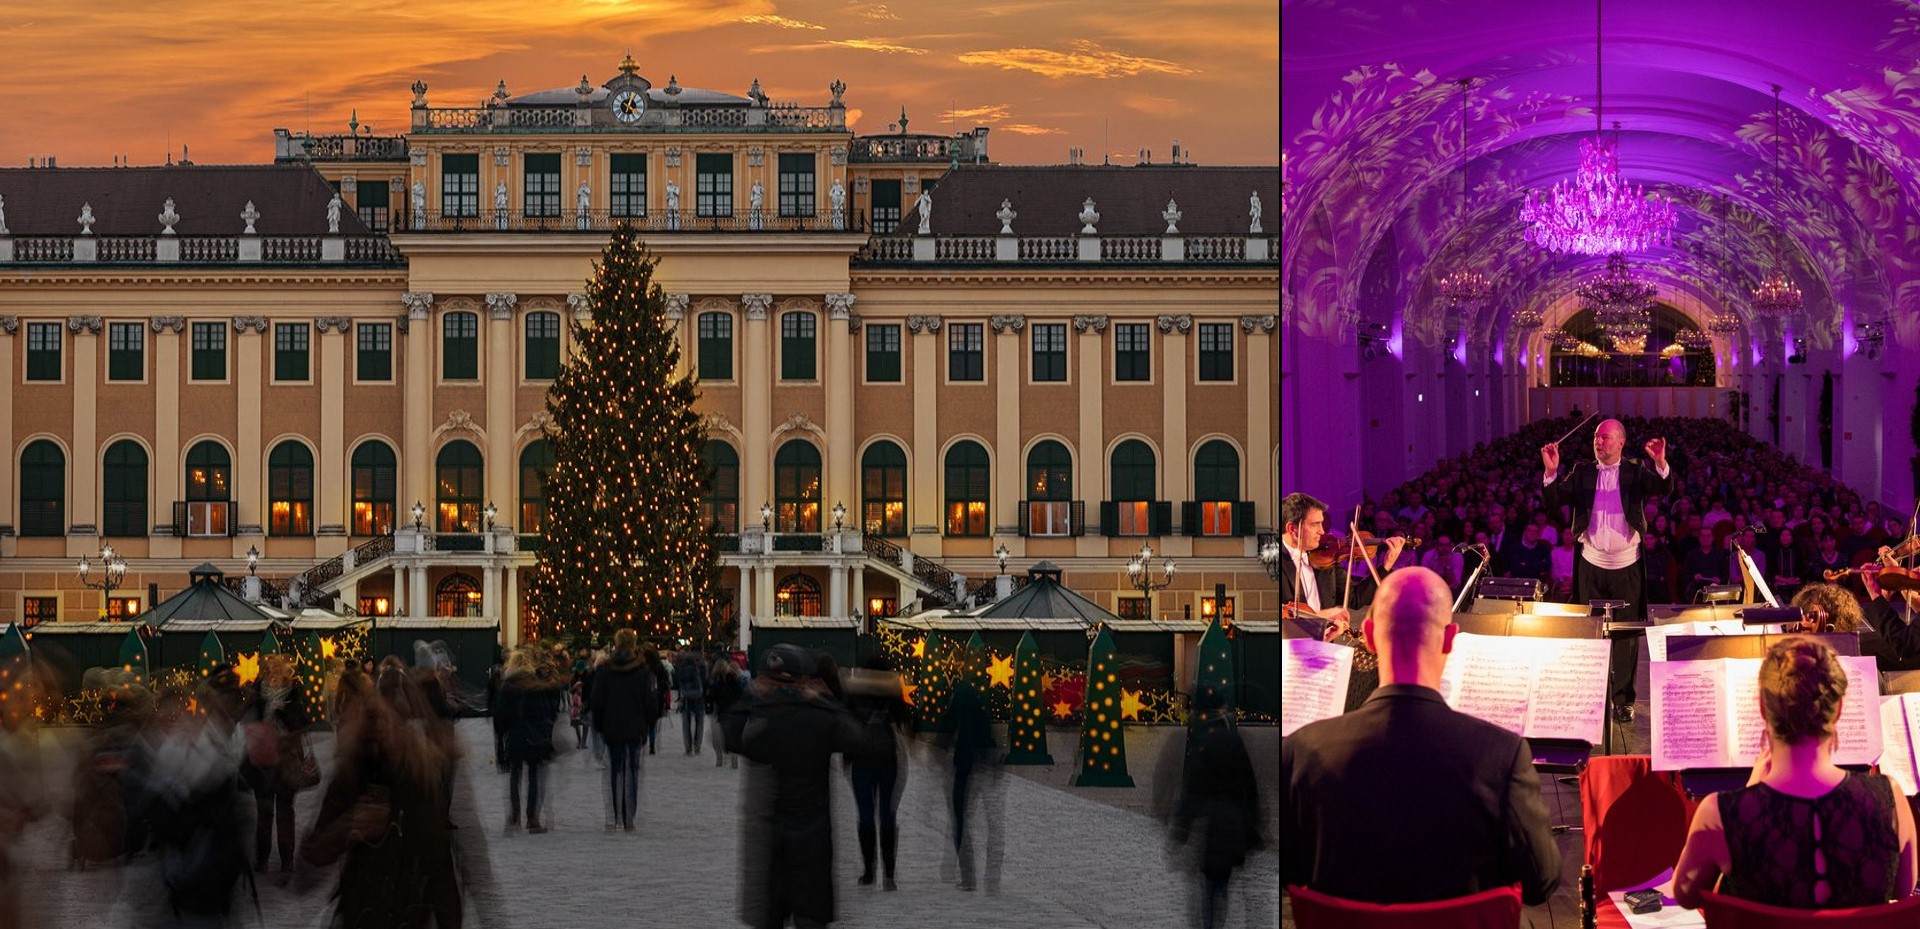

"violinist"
[1278, 492, 1407, 631]
[1542, 418, 1672, 723]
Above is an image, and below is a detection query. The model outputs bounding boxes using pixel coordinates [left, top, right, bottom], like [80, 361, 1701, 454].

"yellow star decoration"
[1120, 688, 1144, 721]
[911, 638, 926, 659]
[900, 681, 918, 707]
[1052, 700, 1075, 720]
[320, 637, 338, 660]
[235, 652, 260, 687]
[986, 654, 1015, 688]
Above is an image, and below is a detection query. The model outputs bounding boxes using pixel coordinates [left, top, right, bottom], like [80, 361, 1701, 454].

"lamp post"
[484, 501, 498, 532]
[1259, 535, 1283, 580]
[246, 544, 260, 576]
[761, 501, 774, 532]
[77, 544, 129, 621]
[995, 543, 1010, 576]
[411, 500, 426, 531]
[832, 501, 846, 533]
[1126, 542, 1175, 621]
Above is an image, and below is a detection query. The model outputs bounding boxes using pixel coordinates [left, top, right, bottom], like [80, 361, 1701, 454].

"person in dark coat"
[142, 666, 251, 927]
[1170, 687, 1264, 929]
[844, 654, 910, 890]
[708, 655, 746, 768]
[675, 648, 709, 755]
[644, 648, 672, 755]
[241, 653, 313, 874]
[299, 666, 456, 929]
[723, 644, 887, 929]
[589, 629, 658, 832]
[944, 673, 1002, 892]
[495, 647, 561, 834]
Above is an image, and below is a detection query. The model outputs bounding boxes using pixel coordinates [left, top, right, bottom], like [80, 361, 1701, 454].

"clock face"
[611, 90, 646, 123]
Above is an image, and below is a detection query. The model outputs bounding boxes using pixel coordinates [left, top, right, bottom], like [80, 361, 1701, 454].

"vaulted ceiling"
[1282, 0, 1920, 355]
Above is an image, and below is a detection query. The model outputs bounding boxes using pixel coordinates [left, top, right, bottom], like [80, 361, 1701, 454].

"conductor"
[1542, 418, 1671, 723]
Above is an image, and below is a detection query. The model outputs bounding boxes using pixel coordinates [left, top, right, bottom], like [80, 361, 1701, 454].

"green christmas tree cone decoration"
[524, 228, 724, 645]
[1072, 627, 1135, 787]
[117, 627, 150, 678]
[0, 623, 29, 663]
[912, 631, 954, 732]
[258, 627, 283, 658]
[296, 631, 327, 724]
[962, 632, 990, 692]
[1193, 618, 1236, 716]
[1003, 631, 1054, 765]
[196, 632, 226, 677]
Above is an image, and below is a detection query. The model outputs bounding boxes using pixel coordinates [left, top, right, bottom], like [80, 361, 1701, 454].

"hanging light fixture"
[1510, 306, 1545, 330]
[1577, 253, 1656, 347]
[1436, 78, 1493, 309]
[1521, 0, 1676, 255]
[1676, 327, 1711, 350]
[1750, 84, 1804, 319]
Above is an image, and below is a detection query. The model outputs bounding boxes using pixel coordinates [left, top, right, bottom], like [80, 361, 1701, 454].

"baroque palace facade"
[0, 57, 1280, 648]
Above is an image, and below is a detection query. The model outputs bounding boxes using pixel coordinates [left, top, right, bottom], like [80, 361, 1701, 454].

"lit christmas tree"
[1002, 631, 1053, 765]
[1193, 618, 1236, 717]
[524, 227, 724, 643]
[1072, 626, 1134, 787]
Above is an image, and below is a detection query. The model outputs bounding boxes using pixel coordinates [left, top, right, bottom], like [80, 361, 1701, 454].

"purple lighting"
[1521, 137, 1677, 255]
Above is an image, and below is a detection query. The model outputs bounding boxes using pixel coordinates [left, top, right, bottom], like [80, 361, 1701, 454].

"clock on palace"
[610, 89, 646, 123]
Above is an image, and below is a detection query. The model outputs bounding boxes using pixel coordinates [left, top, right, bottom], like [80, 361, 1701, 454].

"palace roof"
[0, 164, 372, 236]
[906, 165, 1280, 237]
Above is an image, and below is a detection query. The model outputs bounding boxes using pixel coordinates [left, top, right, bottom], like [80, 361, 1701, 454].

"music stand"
[1451, 611, 1604, 776]
[1662, 630, 1865, 796]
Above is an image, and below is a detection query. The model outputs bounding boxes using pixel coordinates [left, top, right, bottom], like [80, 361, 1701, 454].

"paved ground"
[14, 716, 1279, 928]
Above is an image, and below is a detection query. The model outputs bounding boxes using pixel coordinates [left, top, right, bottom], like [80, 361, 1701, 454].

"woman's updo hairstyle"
[1758, 635, 1847, 744]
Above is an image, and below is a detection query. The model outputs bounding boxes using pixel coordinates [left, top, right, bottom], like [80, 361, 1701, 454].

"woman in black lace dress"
[1673, 636, 1918, 909]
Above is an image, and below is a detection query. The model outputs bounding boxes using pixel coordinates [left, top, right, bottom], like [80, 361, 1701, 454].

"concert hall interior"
[1283, 3, 1920, 927]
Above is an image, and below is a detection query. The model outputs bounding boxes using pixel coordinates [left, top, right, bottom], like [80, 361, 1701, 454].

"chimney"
[47, 155, 55, 168]
[1171, 139, 1182, 165]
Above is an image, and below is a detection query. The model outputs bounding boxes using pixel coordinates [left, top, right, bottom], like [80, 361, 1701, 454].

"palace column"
[402, 293, 434, 517]
[317, 316, 349, 550]
[825, 293, 857, 518]
[991, 315, 1023, 550]
[0, 318, 13, 544]
[741, 294, 773, 515]
[485, 293, 517, 524]
[234, 316, 267, 553]
[1074, 315, 1107, 555]
[908, 315, 943, 557]
[150, 317, 184, 554]
[68, 317, 103, 556]
[1159, 315, 1192, 556]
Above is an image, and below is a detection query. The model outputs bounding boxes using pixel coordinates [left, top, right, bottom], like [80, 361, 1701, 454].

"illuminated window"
[22, 596, 58, 627]
[268, 442, 314, 536]
[107, 597, 142, 621]
[775, 573, 822, 617]
[435, 441, 484, 533]
[861, 442, 908, 537]
[1110, 440, 1156, 536]
[1025, 440, 1073, 537]
[435, 573, 482, 617]
[1200, 596, 1236, 622]
[183, 441, 231, 537]
[700, 441, 740, 532]
[774, 441, 821, 532]
[944, 441, 990, 537]
[1117, 597, 1149, 620]
[357, 595, 394, 617]
[1193, 440, 1241, 537]
[351, 441, 397, 536]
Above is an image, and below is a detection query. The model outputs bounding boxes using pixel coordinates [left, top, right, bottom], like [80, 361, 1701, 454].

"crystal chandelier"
[1750, 85, 1803, 318]
[1520, 0, 1676, 255]
[1435, 79, 1494, 310]
[1676, 327, 1711, 350]
[1550, 327, 1584, 351]
[1577, 254, 1658, 312]
[1708, 310, 1742, 334]
[1510, 306, 1545, 330]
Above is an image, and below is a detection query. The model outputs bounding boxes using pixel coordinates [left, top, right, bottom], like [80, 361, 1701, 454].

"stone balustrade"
[0, 234, 403, 266]
[856, 233, 1276, 265]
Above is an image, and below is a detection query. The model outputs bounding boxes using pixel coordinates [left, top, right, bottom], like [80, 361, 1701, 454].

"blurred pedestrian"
[143, 665, 250, 927]
[495, 647, 561, 834]
[943, 670, 1002, 893]
[1169, 688, 1265, 929]
[709, 654, 745, 769]
[241, 653, 315, 875]
[844, 654, 909, 891]
[590, 629, 658, 832]
[644, 647, 672, 755]
[675, 647, 709, 755]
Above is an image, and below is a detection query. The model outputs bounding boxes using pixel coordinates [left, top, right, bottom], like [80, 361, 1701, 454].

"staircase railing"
[291, 534, 396, 606]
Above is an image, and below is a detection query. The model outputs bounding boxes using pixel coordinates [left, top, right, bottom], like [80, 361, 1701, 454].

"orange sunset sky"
[0, 0, 1278, 168]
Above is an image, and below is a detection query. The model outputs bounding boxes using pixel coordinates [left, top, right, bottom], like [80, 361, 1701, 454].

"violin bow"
[1353, 508, 1384, 585]
[1342, 506, 1360, 613]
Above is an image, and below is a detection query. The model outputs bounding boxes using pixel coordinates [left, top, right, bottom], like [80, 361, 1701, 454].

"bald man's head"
[1594, 418, 1626, 465]
[1363, 568, 1458, 685]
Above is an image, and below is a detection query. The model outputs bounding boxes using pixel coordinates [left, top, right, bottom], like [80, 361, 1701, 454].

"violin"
[1305, 532, 1420, 570]
[1822, 562, 1920, 593]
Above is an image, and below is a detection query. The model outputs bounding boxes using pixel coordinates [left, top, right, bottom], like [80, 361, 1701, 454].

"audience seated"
[1672, 636, 1917, 909]
[1281, 567, 1562, 905]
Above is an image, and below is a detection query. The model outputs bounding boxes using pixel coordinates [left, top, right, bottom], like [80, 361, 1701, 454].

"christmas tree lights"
[1003, 631, 1053, 765]
[1194, 618, 1236, 716]
[524, 227, 724, 644]
[1072, 627, 1134, 787]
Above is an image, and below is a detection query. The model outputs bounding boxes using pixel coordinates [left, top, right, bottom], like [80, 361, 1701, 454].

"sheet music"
[1834, 656, 1884, 766]
[1448, 640, 1532, 735]
[1881, 696, 1918, 797]
[1645, 620, 1749, 662]
[1524, 638, 1613, 744]
[1281, 637, 1354, 738]
[1652, 661, 1729, 770]
[1738, 546, 1779, 607]
[1724, 658, 1765, 766]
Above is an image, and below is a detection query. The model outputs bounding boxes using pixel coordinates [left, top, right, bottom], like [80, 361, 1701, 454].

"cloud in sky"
[739, 14, 826, 29]
[945, 104, 1012, 121]
[847, 2, 900, 20]
[829, 38, 927, 54]
[956, 40, 1195, 79]
[999, 123, 1062, 135]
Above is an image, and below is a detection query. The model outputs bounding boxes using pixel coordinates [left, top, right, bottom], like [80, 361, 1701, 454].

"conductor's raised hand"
[1541, 442, 1561, 475]
[1644, 436, 1668, 467]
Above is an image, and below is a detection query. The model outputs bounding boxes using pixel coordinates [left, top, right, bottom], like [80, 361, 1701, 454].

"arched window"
[1024, 440, 1073, 537]
[1109, 440, 1156, 536]
[524, 311, 561, 380]
[700, 441, 739, 531]
[268, 441, 315, 536]
[19, 440, 64, 537]
[102, 441, 149, 538]
[435, 572, 482, 617]
[519, 440, 555, 534]
[944, 441, 990, 537]
[1193, 440, 1241, 537]
[773, 441, 821, 532]
[775, 573, 822, 618]
[183, 441, 232, 536]
[351, 441, 397, 536]
[436, 441, 484, 533]
[860, 442, 908, 537]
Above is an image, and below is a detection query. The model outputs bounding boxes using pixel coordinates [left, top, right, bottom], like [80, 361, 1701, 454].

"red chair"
[1700, 891, 1920, 927]
[1579, 754, 1697, 893]
[1287, 884, 1522, 929]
